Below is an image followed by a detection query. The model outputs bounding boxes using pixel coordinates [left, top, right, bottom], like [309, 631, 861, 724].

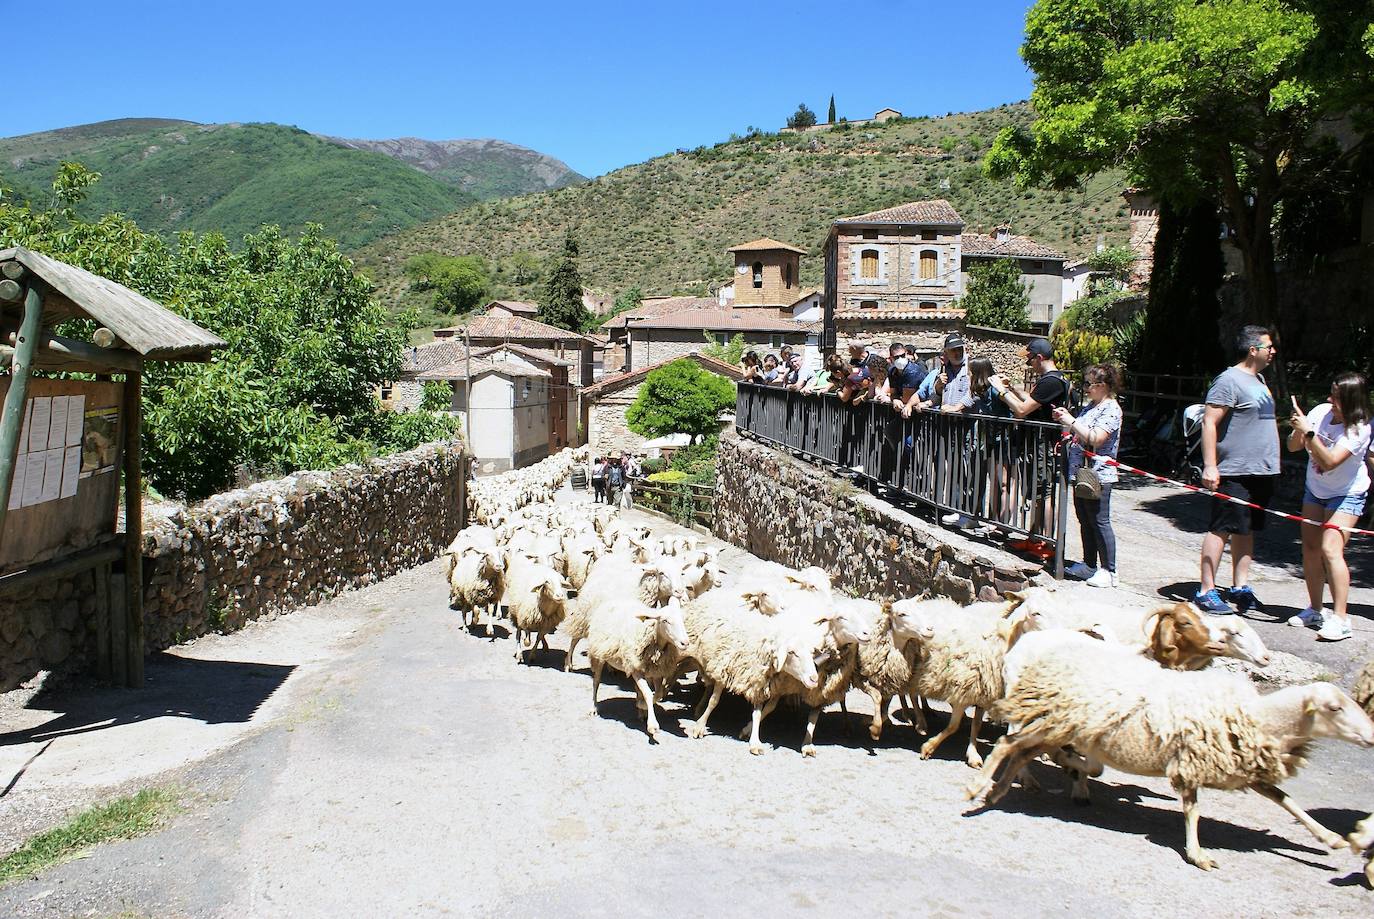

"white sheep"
[682, 591, 823, 755]
[587, 596, 691, 740]
[561, 532, 603, 590]
[676, 548, 721, 600]
[564, 558, 681, 671]
[853, 597, 939, 742]
[1348, 659, 1374, 885]
[911, 596, 1043, 768]
[502, 556, 569, 664]
[448, 544, 505, 631]
[969, 644, 1374, 870]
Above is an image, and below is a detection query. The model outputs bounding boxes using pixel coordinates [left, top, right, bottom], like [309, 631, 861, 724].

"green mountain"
[321, 135, 584, 201]
[357, 103, 1132, 316]
[0, 120, 581, 251]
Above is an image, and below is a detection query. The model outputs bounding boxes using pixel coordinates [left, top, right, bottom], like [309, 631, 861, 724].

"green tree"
[508, 250, 541, 285]
[827, 94, 837, 124]
[1086, 245, 1135, 294]
[625, 359, 735, 442]
[538, 232, 593, 331]
[598, 285, 643, 327]
[700, 331, 746, 365]
[786, 104, 818, 129]
[1138, 200, 1227, 373]
[958, 259, 1031, 331]
[985, 0, 1374, 340]
[404, 252, 488, 314]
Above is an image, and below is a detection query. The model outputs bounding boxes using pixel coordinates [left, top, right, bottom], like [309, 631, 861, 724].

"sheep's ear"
[740, 590, 765, 608]
[1154, 615, 1179, 665]
[772, 644, 788, 672]
[813, 610, 838, 625]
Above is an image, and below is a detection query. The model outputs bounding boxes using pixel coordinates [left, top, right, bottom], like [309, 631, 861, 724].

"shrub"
[648, 470, 690, 483]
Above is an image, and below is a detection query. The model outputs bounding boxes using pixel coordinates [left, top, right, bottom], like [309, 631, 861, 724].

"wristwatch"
[1304, 429, 1315, 441]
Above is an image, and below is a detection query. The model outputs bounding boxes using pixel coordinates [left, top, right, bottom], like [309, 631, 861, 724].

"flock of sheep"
[452, 448, 1374, 884]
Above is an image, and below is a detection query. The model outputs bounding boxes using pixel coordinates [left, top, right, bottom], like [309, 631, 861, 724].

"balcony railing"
[734, 383, 1069, 577]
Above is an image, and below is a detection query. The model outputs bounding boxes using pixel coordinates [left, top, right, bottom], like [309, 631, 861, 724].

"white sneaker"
[1316, 617, 1352, 641]
[1066, 562, 1096, 580]
[941, 512, 962, 525]
[1085, 569, 1117, 589]
[1286, 607, 1325, 629]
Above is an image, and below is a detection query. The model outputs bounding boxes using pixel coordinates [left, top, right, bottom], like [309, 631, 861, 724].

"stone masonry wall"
[962, 325, 1039, 384]
[1, 441, 466, 691]
[713, 433, 1042, 604]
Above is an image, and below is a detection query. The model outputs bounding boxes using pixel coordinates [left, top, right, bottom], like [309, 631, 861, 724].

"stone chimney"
[994, 225, 1011, 242]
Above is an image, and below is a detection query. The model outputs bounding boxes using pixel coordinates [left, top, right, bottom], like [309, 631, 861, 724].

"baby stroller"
[1177, 403, 1206, 486]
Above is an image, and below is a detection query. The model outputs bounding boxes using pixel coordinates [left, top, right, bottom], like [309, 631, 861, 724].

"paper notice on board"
[21, 453, 45, 506]
[28, 397, 51, 454]
[19, 401, 32, 457]
[66, 395, 84, 446]
[48, 397, 69, 450]
[40, 449, 62, 503]
[7, 461, 22, 510]
[60, 445, 81, 498]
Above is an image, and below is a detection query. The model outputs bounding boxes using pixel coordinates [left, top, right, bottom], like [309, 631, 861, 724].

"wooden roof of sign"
[0, 247, 226, 361]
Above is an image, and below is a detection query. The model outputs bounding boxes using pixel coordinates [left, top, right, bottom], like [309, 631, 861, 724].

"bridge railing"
[734, 383, 1069, 577]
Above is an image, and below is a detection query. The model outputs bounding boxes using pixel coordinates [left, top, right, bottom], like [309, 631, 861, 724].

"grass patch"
[0, 788, 180, 885]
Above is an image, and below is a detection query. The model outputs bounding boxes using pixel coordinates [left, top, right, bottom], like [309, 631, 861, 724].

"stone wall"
[1, 441, 466, 691]
[713, 433, 1042, 604]
[962, 325, 1039, 383]
[587, 384, 648, 457]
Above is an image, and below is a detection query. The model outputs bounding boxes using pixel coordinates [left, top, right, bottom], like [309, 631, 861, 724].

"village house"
[579, 352, 743, 458]
[380, 339, 468, 410]
[418, 357, 551, 474]
[481, 300, 539, 318]
[470, 343, 580, 452]
[623, 309, 813, 371]
[433, 312, 599, 386]
[960, 226, 1067, 330]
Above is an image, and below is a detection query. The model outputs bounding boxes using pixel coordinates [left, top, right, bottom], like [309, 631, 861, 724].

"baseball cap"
[943, 333, 965, 350]
[1024, 337, 1053, 358]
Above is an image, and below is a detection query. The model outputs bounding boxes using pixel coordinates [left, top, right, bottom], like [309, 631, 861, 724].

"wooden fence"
[631, 479, 715, 530]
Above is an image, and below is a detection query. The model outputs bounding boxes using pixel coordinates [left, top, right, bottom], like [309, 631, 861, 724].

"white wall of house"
[791, 292, 822, 321]
[449, 373, 551, 473]
[1062, 263, 1094, 306]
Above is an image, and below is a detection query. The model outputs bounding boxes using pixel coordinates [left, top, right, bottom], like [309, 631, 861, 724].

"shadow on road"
[1155, 580, 1374, 625]
[0, 652, 295, 751]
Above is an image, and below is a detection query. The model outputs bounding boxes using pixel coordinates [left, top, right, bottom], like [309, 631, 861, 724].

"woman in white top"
[1286, 372, 1372, 641]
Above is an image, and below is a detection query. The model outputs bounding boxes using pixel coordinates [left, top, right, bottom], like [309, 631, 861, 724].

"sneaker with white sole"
[1316, 617, 1352, 641]
[1085, 569, 1118, 589]
[1066, 562, 1096, 580]
[1286, 607, 1325, 629]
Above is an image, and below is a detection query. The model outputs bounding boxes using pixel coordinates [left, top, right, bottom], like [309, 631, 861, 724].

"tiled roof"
[789, 288, 822, 306]
[834, 307, 965, 321]
[439, 314, 597, 343]
[599, 296, 717, 330]
[483, 300, 539, 314]
[726, 237, 807, 255]
[626, 308, 812, 333]
[961, 233, 1066, 260]
[418, 359, 551, 382]
[581, 352, 744, 400]
[472, 343, 574, 367]
[400, 340, 470, 375]
[837, 199, 963, 226]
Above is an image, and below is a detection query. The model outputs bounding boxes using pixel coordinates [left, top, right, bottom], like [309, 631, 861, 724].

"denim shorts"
[1303, 487, 1367, 518]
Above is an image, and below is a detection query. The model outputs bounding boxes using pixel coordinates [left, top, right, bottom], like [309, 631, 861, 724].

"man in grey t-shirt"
[1194, 325, 1280, 614]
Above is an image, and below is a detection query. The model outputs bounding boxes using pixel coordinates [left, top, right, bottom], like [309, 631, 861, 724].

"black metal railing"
[735, 383, 1069, 577]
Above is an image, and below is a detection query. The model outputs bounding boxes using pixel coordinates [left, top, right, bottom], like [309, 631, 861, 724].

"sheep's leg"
[920, 705, 965, 760]
[901, 693, 927, 735]
[687, 684, 724, 739]
[867, 688, 888, 741]
[633, 673, 660, 740]
[692, 679, 715, 720]
[965, 726, 1049, 804]
[564, 637, 580, 672]
[747, 703, 767, 755]
[738, 698, 778, 740]
[1181, 787, 1217, 870]
[964, 707, 986, 769]
[838, 695, 853, 737]
[537, 633, 550, 652]
[590, 659, 604, 712]
[802, 707, 821, 757]
[1350, 812, 1374, 851]
[1250, 782, 1348, 851]
[513, 628, 524, 663]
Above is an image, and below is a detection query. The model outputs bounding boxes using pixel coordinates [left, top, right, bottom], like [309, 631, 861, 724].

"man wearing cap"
[997, 337, 1071, 421]
[936, 333, 971, 411]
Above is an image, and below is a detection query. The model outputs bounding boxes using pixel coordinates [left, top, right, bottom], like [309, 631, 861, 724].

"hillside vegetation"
[357, 103, 1131, 317]
[324, 136, 584, 201]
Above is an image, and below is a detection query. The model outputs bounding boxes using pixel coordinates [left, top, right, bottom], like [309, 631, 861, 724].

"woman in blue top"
[1054, 363, 1123, 588]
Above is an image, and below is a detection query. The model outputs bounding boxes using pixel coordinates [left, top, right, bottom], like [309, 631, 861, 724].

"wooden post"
[0, 285, 44, 533]
[122, 370, 144, 687]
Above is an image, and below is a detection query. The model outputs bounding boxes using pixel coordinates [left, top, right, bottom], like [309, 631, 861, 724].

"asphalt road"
[1, 490, 1372, 917]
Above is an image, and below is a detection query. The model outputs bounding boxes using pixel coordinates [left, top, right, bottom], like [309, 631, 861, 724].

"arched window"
[752, 261, 764, 288]
[919, 301, 938, 310]
[859, 300, 879, 310]
[919, 249, 938, 280]
[784, 262, 793, 289]
[860, 249, 879, 279]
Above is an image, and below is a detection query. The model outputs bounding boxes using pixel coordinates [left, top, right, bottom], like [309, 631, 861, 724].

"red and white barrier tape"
[1073, 444, 1374, 536]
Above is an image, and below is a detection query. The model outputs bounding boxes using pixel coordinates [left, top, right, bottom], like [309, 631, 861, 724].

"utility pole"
[464, 325, 472, 446]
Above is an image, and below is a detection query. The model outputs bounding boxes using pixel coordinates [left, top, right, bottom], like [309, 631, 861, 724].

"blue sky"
[13, 0, 1035, 177]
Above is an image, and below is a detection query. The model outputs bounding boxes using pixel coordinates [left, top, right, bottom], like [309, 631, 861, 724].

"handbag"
[1074, 464, 1103, 500]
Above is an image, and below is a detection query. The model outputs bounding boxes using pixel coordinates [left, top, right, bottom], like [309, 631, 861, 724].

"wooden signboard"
[0, 377, 123, 574]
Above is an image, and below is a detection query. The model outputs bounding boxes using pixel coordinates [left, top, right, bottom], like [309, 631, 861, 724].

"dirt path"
[1, 485, 1371, 917]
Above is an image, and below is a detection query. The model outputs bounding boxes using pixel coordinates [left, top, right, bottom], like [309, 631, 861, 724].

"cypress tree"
[827, 94, 836, 124]
[539, 232, 594, 332]
[1138, 201, 1225, 374]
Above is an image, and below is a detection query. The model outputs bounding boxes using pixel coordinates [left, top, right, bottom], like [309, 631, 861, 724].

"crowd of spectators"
[588, 452, 643, 509]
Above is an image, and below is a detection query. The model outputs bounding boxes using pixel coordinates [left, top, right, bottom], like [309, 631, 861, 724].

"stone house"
[599, 296, 718, 375]
[482, 300, 539, 318]
[624, 309, 814, 371]
[960, 226, 1067, 331]
[418, 358, 551, 474]
[381, 339, 469, 411]
[728, 237, 807, 307]
[579, 352, 744, 458]
[433, 313, 598, 387]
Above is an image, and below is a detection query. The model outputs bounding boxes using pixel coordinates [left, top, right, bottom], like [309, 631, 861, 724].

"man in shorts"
[1194, 325, 1280, 613]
